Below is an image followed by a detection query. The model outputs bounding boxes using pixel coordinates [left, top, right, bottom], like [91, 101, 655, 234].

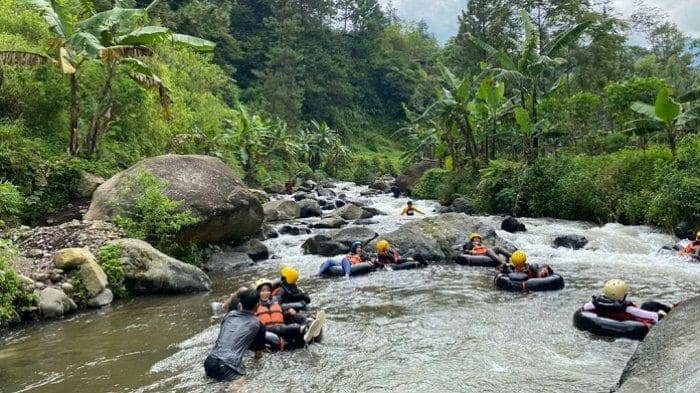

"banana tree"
[0, 0, 92, 155]
[628, 87, 700, 156]
[468, 76, 515, 160]
[469, 9, 591, 157]
[301, 121, 346, 172]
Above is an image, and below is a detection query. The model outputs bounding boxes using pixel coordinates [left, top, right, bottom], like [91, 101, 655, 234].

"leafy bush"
[69, 276, 89, 305]
[0, 257, 37, 327]
[114, 171, 198, 243]
[0, 180, 24, 226]
[97, 244, 127, 299]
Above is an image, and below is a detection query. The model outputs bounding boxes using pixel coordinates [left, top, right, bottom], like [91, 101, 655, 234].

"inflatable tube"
[389, 261, 425, 271]
[572, 308, 649, 341]
[281, 301, 307, 311]
[494, 273, 565, 292]
[454, 254, 500, 267]
[322, 262, 375, 277]
[264, 331, 309, 351]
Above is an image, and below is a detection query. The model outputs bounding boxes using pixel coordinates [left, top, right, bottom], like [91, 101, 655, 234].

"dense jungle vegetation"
[0, 0, 698, 232]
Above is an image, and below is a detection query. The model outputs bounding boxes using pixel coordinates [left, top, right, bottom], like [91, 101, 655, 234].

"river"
[2, 182, 699, 392]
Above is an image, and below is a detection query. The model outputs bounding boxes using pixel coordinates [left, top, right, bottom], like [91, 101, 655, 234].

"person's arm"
[250, 323, 267, 352]
[400, 207, 407, 216]
[414, 207, 425, 215]
[625, 306, 659, 324]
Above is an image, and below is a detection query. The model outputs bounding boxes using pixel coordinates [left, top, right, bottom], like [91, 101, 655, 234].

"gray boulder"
[206, 251, 255, 274]
[85, 155, 263, 244]
[316, 188, 336, 198]
[395, 160, 439, 192]
[263, 183, 285, 194]
[553, 234, 588, 250]
[77, 172, 105, 198]
[613, 295, 700, 393]
[232, 239, 269, 261]
[451, 197, 476, 214]
[110, 238, 211, 294]
[501, 216, 526, 233]
[332, 226, 378, 247]
[311, 216, 346, 229]
[293, 192, 314, 201]
[370, 179, 391, 192]
[369, 213, 515, 261]
[37, 287, 77, 319]
[279, 225, 311, 236]
[87, 288, 114, 308]
[332, 203, 379, 220]
[299, 199, 322, 218]
[253, 224, 279, 241]
[302, 227, 378, 256]
[263, 200, 300, 221]
[248, 189, 270, 204]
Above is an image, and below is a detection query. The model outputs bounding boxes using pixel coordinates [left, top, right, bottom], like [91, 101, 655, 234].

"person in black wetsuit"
[204, 289, 266, 384]
[373, 239, 428, 270]
[276, 266, 311, 309]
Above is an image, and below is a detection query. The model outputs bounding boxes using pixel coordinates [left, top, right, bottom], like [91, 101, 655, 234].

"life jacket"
[682, 241, 700, 254]
[469, 244, 488, 255]
[590, 296, 651, 323]
[347, 253, 363, 265]
[255, 301, 284, 326]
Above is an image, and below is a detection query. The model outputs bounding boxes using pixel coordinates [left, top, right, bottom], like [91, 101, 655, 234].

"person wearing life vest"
[374, 239, 428, 270]
[463, 232, 512, 264]
[316, 241, 371, 279]
[275, 266, 311, 310]
[497, 250, 554, 279]
[400, 201, 424, 216]
[254, 279, 324, 345]
[582, 279, 668, 324]
[679, 231, 700, 261]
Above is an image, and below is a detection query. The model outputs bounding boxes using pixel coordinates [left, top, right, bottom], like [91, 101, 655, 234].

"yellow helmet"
[254, 278, 272, 291]
[469, 232, 482, 241]
[280, 266, 299, 284]
[510, 250, 527, 267]
[696, 230, 700, 238]
[377, 239, 390, 252]
[603, 279, 629, 301]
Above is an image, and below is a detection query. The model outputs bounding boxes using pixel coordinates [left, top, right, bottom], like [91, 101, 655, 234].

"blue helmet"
[349, 241, 362, 253]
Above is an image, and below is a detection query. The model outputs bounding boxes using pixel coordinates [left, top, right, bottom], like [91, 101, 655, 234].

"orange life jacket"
[347, 253, 363, 265]
[682, 241, 700, 254]
[469, 245, 488, 255]
[255, 302, 284, 326]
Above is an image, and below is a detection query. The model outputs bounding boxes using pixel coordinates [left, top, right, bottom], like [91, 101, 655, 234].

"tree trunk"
[531, 80, 539, 155]
[455, 115, 479, 169]
[69, 73, 79, 155]
[85, 62, 116, 156]
[667, 124, 676, 156]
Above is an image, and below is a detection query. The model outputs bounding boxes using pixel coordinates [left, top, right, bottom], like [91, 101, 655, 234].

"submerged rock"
[232, 239, 269, 261]
[553, 234, 588, 250]
[501, 216, 526, 233]
[311, 216, 346, 229]
[302, 227, 379, 256]
[206, 251, 254, 274]
[109, 238, 211, 294]
[613, 295, 700, 392]
[86, 154, 263, 244]
[37, 287, 77, 319]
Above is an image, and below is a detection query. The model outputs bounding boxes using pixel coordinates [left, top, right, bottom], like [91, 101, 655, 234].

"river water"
[2, 182, 699, 392]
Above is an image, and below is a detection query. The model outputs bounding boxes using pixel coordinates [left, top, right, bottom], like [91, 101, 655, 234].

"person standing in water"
[400, 200, 424, 216]
[204, 289, 266, 385]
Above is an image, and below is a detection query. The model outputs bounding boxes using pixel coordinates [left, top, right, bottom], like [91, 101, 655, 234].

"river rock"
[80, 259, 108, 296]
[299, 199, 322, 218]
[77, 172, 105, 198]
[316, 188, 336, 198]
[370, 179, 391, 192]
[501, 216, 526, 233]
[85, 155, 264, 244]
[553, 234, 588, 250]
[360, 189, 382, 197]
[334, 199, 346, 208]
[263, 183, 285, 194]
[263, 200, 300, 221]
[253, 224, 279, 240]
[613, 295, 700, 392]
[451, 197, 476, 214]
[436, 206, 454, 214]
[332, 226, 378, 246]
[206, 251, 254, 274]
[311, 216, 346, 229]
[60, 282, 74, 293]
[37, 287, 77, 319]
[109, 238, 211, 294]
[332, 203, 366, 220]
[302, 179, 317, 190]
[293, 192, 314, 201]
[87, 288, 113, 308]
[248, 189, 269, 204]
[395, 160, 439, 192]
[279, 225, 311, 236]
[301, 235, 347, 256]
[232, 239, 269, 261]
[673, 221, 694, 240]
[53, 247, 96, 270]
[354, 219, 378, 225]
[369, 213, 514, 261]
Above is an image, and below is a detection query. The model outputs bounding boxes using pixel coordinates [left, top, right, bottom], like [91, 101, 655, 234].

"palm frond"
[127, 71, 172, 119]
[467, 34, 516, 70]
[519, 9, 539, 71]
[543, 20, 593, 57]
[0, 50, 55, 66]
[99, 45, 153, 59]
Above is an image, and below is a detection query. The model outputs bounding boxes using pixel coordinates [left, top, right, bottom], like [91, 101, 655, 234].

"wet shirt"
[377, 249, 400, 265]
[277, 283, 311, 305]
[208, 310, 266, 375]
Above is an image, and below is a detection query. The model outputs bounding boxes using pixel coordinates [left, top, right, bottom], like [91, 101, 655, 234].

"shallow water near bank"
[2, 183, 699, 392]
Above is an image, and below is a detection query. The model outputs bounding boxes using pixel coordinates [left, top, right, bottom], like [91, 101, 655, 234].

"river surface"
[2, 182, 699, 393]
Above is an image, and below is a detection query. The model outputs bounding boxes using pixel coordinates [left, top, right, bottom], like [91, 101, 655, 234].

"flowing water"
[2, 182, 699, 393]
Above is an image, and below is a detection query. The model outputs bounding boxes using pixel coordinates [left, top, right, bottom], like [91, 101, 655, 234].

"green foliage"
[412, 168, 478, 205]
[69, 275, 89, 305]
[0, 257, 37, 327]
[114, 171, 198, 244]
[97, 244, 127, 298]
[0, 180, 24, 226]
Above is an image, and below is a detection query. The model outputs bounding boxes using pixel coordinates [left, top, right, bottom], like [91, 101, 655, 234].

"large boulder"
[369, 213, 515, 261]
[87, 288, 113, 308]
[298, 199, 322, 218]
[302, 227, 378, 256]
[263, 200, 300, 221]
[395, 160, 439, 192]
[248, 189, 269, 204]
[501, 216, 526, 233]
[37, 287, 77, 319]
[674, 221, 695, 240]
[80, 259, 108, 296]
[331, 203, 378, 220]
[613, 295, 700, 392]
[53, 248, 96, 270]
[85, 155, 263, 244]
[332, 226, 378, 247]
[206, 251, 254, 274]
[451, 197, 476, 215]
[77, 172, 105, 198]
[232, 239, 269, 261]
[553, 234, 588, 250]
[109, 238, 211, 294]
[311, 216, 346, 229]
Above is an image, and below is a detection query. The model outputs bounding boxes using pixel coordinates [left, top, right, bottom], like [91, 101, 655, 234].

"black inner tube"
[454, 254, 500, 267]
[572, 308, 649, 341]
[494, 273, 565, 292]
[323, 262, 375, 277]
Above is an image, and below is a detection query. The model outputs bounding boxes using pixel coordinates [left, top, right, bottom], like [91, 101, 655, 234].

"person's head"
[280, 266, 299, 285]
[510, 250, 527, 269]
[254, 278, 273, 301]
[350, 241, 363, 254]
[407, 201, 413, 206]
[602, 279, 629, 301]
[238, 289, 260, 312]
[376, 239, 390, 253]
[469, 232, 482, 245]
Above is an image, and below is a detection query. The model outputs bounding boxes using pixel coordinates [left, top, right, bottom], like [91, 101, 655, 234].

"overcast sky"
[381, 0, 700, 43]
